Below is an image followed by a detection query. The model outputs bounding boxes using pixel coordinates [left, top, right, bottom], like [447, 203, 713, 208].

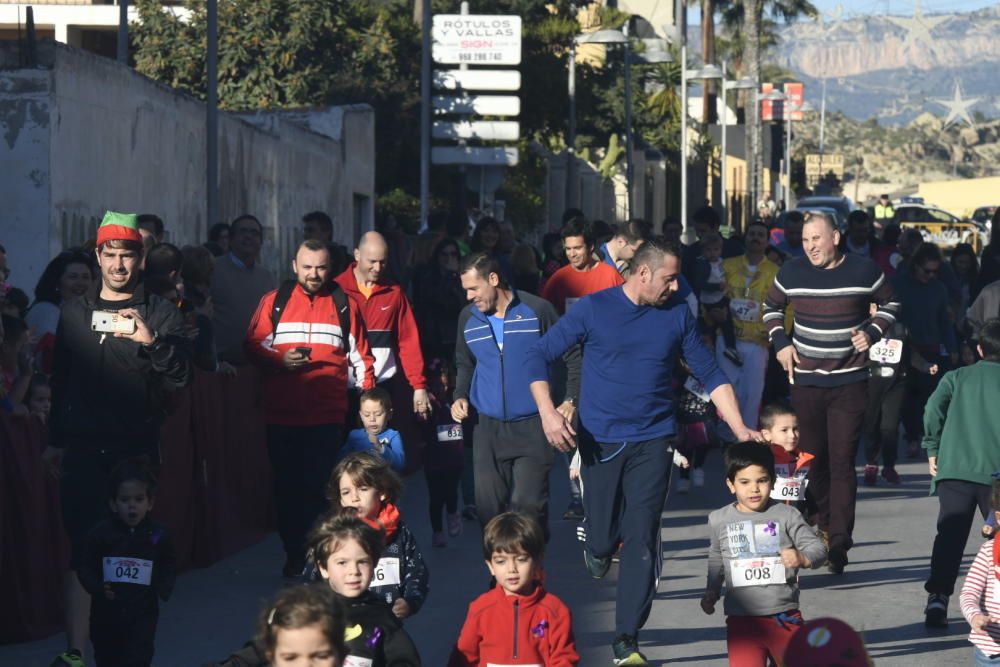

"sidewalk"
[0, 450, 981, 666]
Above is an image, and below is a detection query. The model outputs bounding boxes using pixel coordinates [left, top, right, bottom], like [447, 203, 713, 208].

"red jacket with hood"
[449, 583, 579, 667]
[335, 264, 427, 389]
[244, 283, 376, 425]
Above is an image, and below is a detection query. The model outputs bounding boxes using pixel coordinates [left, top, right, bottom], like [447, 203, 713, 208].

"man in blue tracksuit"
[452, 252, 577, 538]
[525, 238, 757, 666]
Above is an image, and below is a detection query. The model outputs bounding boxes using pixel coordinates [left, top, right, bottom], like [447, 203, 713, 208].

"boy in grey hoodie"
[701, 441, 827, 666]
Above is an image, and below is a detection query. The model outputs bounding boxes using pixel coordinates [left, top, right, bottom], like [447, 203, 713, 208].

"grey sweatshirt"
[706, 500, 827, 617]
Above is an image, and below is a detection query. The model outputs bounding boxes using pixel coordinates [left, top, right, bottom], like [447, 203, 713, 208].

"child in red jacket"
[449, 512, 579, 667]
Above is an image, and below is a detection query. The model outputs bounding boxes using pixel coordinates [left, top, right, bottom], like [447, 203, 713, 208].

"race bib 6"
[371, 557, 401, 587]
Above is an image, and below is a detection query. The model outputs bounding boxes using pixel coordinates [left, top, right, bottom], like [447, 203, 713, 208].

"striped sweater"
[960, 540, 1000, 657]
[762, 254, 900, 388]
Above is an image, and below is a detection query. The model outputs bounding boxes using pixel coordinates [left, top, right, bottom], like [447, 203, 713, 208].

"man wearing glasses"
[763, 211, 900, 575]
[211, 214, 276, 363]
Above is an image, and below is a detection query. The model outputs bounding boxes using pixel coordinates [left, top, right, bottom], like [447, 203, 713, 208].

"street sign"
[433, 121, 520, 141]
[784, 82, 805, 120]
[432, 15, 522, 65]
[432, 95, 521, 116]
[805, 153, 845, 186]
[433, 69, 521, 91]
[432, 146, 519, 166]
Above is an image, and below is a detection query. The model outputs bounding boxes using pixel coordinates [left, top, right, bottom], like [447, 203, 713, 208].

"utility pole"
[117, 0, 129, 64]
[206, 0, 219, 231]
[419, 0, 431, 230]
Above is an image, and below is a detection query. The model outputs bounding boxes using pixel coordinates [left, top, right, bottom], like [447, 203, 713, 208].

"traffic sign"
[432, 146, 519, 166]
[433, 69, 522, 91]
[805, 153, 845, 186]
[432, 15, 522, 65]
[433, 121, 520, 141]
[432, 95, 520, 117]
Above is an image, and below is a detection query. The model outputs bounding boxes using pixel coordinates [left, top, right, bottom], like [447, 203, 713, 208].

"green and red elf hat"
[96, 211, 143, 246]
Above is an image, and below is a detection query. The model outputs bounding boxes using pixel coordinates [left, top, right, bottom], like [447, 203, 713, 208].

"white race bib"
[729, 556, 786, 588]
[731, 298, 761, 322]
[869, 338, 903, 365]
[771, 476, 806, 501]
[436, 423, 464, 443]
[344, 657, 374, 667]
[371, 557, 401, 587]
[103, 556, 153, 586]
[683, 376, 711, 402]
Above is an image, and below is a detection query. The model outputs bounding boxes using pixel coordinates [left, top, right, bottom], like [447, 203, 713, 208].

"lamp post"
[680, 58, 722, 243]
[719, 71, 756, 228]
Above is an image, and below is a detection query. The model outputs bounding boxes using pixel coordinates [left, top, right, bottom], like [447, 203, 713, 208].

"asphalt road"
[0, 448, 982, 666]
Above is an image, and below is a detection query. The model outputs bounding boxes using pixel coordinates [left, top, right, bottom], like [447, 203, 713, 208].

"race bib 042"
[729, 556, 786, 588]
[869, 338, 903, 365]
[103, 556, 153, 586]
[371, 557, 401, 587]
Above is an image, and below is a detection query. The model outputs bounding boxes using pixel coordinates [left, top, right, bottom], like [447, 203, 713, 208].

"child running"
[256, 584, 346, 667]
[421, 358, 466, 547]
[340, 387, 406, 472]
[217, 513, 421, 667]
[759, 403, 813, 512]
[328, 452, 428, 619]
[960, 478, 1000, 663]
[77, 460, 177, 667]
[449, 512, 579, 666]
[701, 441, 827, 667]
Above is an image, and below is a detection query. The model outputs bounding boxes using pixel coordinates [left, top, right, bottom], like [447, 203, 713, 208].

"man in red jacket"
[245, 240, 376, 577]
[335, 231, 431, 420]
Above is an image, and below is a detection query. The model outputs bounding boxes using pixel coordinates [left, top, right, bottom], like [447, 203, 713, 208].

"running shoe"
[50, 651, 86, 667]
[563, 500, 585, 521]
[692, 468, 706, 487]
[461, 505, 478, 521]
[827, 545, 848, 575]
[447, 512, 463, 537]
[924, 593, 949, 628]
[583, 546, 612, 579]
[612, 634, 650, 666]
[881, 465, 901, 485]
[862, 464, 878, 486]
[432, 531, 447, 548]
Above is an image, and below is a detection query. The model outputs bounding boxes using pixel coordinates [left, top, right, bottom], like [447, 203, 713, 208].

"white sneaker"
[692, 468, 706, 487]
[677, 478, 691, 494]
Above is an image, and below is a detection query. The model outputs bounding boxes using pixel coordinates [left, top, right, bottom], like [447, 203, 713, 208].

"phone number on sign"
[457, 52, 508, 62]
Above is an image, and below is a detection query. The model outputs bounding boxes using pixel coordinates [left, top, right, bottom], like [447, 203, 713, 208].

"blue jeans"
[976, 648, 1000, 666]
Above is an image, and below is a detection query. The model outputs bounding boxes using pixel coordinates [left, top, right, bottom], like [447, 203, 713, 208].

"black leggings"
[425, 467, 462, 532]
[863, 375, 906, 467]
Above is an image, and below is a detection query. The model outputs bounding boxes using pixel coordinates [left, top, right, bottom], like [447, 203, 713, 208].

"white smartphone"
[91, 310, 136, 335]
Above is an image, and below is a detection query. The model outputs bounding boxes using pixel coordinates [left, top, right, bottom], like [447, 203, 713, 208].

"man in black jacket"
[45, 211, 192, 667]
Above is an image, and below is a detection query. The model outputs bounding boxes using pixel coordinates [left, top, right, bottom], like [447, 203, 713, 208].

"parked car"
[895, 204, 985, 254]
[971, 206, 996, 231]
[794, 196, 857, 230]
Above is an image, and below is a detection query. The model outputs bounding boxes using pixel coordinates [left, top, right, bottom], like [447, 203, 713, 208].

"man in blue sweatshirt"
[525, 238, 757, 666]
[453, 252, 578, 540]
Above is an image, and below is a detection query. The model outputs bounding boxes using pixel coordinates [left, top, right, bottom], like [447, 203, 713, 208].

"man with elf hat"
[46, 212, 193, 667]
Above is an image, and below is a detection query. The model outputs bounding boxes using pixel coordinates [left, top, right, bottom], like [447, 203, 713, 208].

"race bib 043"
[103, 556, 153, 586]
[371, 557, 401, 587]
[771, 476, 806, 501]
[729, 556, 786, 588]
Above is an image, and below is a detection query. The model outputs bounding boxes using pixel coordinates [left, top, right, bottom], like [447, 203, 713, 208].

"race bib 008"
[729, 556, 786, 588]
[869, 338, 903, 365]
[371, 557, 401, 587]
[103, 556, 153, 586]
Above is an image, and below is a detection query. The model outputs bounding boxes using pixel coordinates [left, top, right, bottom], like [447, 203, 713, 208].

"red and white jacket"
[244, 284, 376, 426]
[335, 265, 427, 390]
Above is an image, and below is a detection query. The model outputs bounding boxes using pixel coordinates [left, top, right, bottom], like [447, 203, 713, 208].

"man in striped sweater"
[762, 212, 900, 574]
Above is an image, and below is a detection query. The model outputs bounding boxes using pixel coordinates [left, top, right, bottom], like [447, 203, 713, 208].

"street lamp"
[720, 71, 756, 228]
[568, 28, 627, 215]
[680, 46, 722, 242]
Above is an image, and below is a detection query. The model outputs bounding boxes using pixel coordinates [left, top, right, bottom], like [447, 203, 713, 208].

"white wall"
[0, 44, 375, 292]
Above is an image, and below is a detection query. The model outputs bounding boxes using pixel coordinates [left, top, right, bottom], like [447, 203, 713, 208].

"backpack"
[270, 279, 352, 348]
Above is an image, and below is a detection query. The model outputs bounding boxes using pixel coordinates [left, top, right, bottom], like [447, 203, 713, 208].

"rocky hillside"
[774, 6, 1000, 124]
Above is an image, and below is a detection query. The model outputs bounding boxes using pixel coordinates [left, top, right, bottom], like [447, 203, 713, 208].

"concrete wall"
[1, 43, 374, 291]
[917, 176, 1000, 218]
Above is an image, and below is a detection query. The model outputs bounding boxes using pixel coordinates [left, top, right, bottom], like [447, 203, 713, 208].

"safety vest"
[874, 203, 894, 220]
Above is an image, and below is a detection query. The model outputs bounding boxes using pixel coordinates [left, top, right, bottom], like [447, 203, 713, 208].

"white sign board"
[432, 95, 520, 117]
[432, 146, 519, 167]
[432, 15, 522, 65]
[433, 121, 520, 141]
[433, 69, 522, 91]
